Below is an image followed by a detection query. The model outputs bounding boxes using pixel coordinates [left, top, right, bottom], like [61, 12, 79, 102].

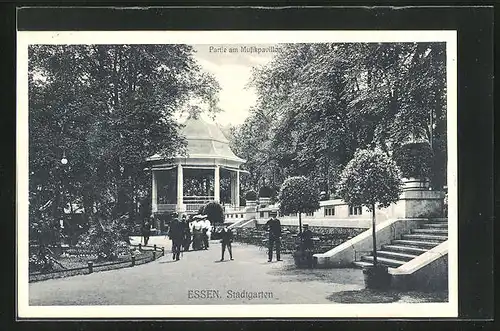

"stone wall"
[225, 189, 445, 228]
[390, 241, 448, 291]
[314, 218, 427, 268]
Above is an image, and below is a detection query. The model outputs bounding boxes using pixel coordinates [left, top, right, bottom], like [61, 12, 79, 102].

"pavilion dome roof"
[148, 116, 245, 165]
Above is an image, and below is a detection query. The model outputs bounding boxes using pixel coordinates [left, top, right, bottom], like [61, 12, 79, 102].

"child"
[220, 225, 234, 261]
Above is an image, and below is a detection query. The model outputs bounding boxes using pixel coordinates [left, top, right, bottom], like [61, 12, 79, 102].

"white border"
[17, 30, 458, 318]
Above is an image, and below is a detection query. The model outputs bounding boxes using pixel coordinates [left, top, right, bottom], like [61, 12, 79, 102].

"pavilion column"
[230, 172, 236, 206]
[235, 170, 240, 207]
[214, 165, 220, 202]
[177, 164, 184, 211]
[151, 170, 157, 213]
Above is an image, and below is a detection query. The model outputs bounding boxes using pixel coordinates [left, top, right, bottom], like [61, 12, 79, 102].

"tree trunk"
[371, 203, 378, 266]
[82, 182, 95, 223]
[298, 212, 303, 236]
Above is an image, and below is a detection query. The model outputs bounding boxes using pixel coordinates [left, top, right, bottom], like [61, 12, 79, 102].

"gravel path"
[29, 236, 365, 305]
[29, 236, 447, 306]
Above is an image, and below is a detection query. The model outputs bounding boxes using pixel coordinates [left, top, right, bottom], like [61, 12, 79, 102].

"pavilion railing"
[157, 204, 176, 212]
[183, 196, 214, 204]
[223, 205, 246, 212]
[186, 204, 206, 212]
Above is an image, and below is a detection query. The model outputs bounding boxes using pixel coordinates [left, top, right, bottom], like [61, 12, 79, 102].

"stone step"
[361, 255, 406, 268]
[353, 261, 373, 268]
[428, 218, 448, 222]
[412, 228, 448, 235]
[377, 250, 419, 261]
[391, 239, 440, 249]
[421, 223, 448, 229]
[382, 244, 429, 255]
[402, 234, 448, 242]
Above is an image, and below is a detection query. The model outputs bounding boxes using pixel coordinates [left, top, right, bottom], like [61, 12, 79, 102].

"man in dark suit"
[298, 224, 315, 268]
[181, 216, 192, 252]
[265, 211, 282, 262]
[219, 225, 234, 261]
[168, 217, 183, 261]
[299, 224, 314, 251]
[142, 220, 151, 246]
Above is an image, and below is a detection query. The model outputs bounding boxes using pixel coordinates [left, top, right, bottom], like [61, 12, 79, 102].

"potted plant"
[278, 176, 320, 268]
[392, 141, 434, 191]
[258, 186, 273, 206]
[244, 190, 258, 206]
[337, 148, 403, 290]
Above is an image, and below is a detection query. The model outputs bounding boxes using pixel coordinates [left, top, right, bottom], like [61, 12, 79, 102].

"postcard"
[17, 29, 457, 318]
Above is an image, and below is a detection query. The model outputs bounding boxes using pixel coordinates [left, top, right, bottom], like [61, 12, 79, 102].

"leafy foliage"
[229, 42, 447, 194]
[78, 216, 129, 261]
[278, 176, 320, 215]
[392, 142, 434, 179]
[244, 190, 257, 201]
[337, 149, 403, 211]
[204, 201, 224, 223]
[259, 186, 273, 198]
[28, 45, 220, 249]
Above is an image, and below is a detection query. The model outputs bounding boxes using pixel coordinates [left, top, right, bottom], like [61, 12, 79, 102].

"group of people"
[167, 213, 213, 261]
[166, 213, 235, 262]
[149, 210, 315, 264]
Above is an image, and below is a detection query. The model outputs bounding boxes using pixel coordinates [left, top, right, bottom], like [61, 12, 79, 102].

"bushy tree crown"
[204, 201, 224, 223]
[244, 190, 257, 201]
[337, 149, 403, 211]
[278, 176, 320, 215]
[259, 186, 273, 198]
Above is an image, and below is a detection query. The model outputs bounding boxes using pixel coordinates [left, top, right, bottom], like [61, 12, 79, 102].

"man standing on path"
[220, 224, 234, 261]
[265, 211, 282, 262]
[142, 219, 151, 246]
[181, 215, 192, 252]
[168, 217, 183, 261]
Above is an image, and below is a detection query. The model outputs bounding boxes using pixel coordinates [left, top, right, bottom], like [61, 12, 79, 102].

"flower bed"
[29, 245, 163, 282]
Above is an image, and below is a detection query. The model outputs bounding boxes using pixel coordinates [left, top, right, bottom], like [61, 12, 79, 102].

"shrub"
[244, 190, 257, 201]
[392, 142, 434, 179]
[78, 216, 129, 262]
[204, 201, 224, 223]
[239, 196, 247, 206]
[259, 186, 273, 198]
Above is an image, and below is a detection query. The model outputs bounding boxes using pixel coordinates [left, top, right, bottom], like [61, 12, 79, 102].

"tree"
[28, 44, 220, 251]
[278, 176, 320, 235]
[337, 149, 403, 266]
[231, 42, 447, 194]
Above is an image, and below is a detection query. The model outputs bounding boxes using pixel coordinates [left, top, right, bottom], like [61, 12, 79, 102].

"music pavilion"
[146, 116, 247, 229]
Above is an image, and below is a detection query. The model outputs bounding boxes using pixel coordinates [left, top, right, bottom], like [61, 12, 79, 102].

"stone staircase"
[354, 218, 448, 269]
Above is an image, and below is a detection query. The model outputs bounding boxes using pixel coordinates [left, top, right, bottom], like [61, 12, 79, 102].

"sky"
[191, 44, 278, 127]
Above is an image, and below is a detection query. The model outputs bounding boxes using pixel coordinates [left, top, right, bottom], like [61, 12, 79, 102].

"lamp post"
[59, 153, 69, 245]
